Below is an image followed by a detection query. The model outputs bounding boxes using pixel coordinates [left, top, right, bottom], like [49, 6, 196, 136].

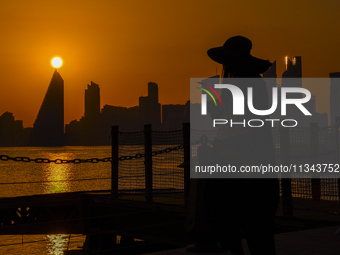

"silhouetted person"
[190, 36, 279, 255]
[186, 135, 222, 252]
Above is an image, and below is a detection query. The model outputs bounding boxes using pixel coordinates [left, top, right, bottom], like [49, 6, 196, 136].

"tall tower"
[281, 56, 303, 121]
[32, 70, 64, 146]
[330, 72, 340, 125]
[283, 56, 302, 78]
[84, 81, 101, 144]
[139, 82, 161, 130]
[148, 82, 159, 105]
[85, 81, 100, 120]
[148, 82, 161, 127]
[282, 56, 302, 90]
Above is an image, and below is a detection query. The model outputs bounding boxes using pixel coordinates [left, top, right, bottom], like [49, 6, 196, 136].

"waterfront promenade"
[1, 124, 340, 254]
[144, 226, 340, 255]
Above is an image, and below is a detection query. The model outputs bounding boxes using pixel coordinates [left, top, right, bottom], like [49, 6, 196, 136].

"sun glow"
[51, 57, 63, 68]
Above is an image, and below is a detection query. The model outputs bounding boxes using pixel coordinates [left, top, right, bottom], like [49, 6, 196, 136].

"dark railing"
[110, 123, 189, 203]
[110, 122, 340, 217]
[0, 122, 338, 217]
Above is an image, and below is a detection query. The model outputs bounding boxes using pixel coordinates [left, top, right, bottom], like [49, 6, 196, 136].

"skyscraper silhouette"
[282, 56, 302, 92]
[31, 70, 64, 146]
[85, 81, 100, 120]
[280, 56, 303, 124]
[283, 56, 302, 78]
[139, 82, 161, 130]
[84, 81, 101, 144]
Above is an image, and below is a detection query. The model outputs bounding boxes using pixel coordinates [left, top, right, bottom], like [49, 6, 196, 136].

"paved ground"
[143, 225, 340, 255]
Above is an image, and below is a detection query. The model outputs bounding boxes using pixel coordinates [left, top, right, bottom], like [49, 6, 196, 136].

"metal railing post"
[280, 125, 293, 217]
[310, 123, 321, 201]
[144, 124, 153, 202]
[111, 126, 119, 198]
[335, 116, 340, 205]
[183, 123, 190, 205]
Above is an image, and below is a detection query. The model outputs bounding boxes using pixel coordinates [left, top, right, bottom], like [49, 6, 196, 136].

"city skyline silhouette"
[1, 54, 338, 146]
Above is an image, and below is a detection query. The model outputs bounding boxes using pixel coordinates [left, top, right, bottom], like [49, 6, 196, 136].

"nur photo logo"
[196, 79, 313, 128]
[196, 82, 222, 115]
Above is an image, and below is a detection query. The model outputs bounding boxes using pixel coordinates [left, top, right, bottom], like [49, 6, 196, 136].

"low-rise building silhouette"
[162, 104, 186, 131]
[0, 112, 25, 146]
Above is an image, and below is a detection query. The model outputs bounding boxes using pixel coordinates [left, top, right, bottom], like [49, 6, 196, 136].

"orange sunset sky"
[1, 0, 340, 127]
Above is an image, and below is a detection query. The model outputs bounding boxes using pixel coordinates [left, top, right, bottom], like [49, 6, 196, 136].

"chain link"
[0, 145, 184, 164]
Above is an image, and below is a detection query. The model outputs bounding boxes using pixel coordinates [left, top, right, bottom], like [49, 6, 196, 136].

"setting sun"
[51, 57, 62, 68]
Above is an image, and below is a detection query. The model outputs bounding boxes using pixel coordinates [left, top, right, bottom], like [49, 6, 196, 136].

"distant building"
[85, 81, 100, 120]
[0, 112, 24, 146]
[283, 56, 302, 79]
[84, 81, 101, 145]
[65, 118, 85, 145]
[64, 81, 186, 145]
[275, 56, 328, 126]
[282, 56, 302, 94]
[330, 72, 340, 125]
[283, 56, 329, 126]
[279, 56, 303, 125]
[101, 105, 140, 134]
[31, 70, 64, 146]
[139, 82, 161, 130]
[162, 104, 186, 130]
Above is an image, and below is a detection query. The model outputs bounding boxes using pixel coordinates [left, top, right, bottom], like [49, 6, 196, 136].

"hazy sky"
[1, 0, 340, 127]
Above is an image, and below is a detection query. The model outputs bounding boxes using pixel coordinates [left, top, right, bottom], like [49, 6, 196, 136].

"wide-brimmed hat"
[207, 36, 272, 74]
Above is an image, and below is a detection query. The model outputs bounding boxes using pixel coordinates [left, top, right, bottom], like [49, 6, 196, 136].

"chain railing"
[0, 145, 184, 164]
[0, 155, 111, 164]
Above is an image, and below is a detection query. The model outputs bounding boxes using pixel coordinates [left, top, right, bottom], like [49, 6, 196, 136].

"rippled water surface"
[0, 146, 112, 254]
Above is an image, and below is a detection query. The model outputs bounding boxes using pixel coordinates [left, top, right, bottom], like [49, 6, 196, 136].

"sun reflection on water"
[0, 146, 110, 254]
[43, 152, 74, 194]
[45, 234, 69, 255]
[43, 153, 74, 254]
